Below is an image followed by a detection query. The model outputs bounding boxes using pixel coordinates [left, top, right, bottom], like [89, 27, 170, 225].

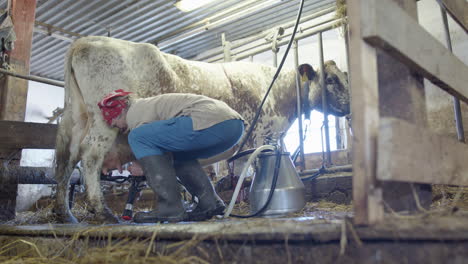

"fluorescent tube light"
[175, 0, 216, 12]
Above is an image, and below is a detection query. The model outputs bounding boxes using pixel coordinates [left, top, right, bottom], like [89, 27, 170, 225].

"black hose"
[236, 0, 306, 153]
[231, 150, 282, 218]
[300, 167, 325, 181]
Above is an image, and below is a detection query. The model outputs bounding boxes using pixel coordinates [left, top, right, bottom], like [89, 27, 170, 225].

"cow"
[53, 36, 349, 223]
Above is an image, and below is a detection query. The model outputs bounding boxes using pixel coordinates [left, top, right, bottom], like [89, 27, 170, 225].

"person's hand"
[128, 161, 144, 176]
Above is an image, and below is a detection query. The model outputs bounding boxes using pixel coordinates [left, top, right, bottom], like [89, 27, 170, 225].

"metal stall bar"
[198, 13, 340, 63]
[273, 51, 278, 67]
[341, 24, 351, 151]
[0, 68, 64, 87]
[440, 5, 465, 143]
[192, 6, 336, 61]
[271, 27, 282, 68]
[293, 40, 305, 170]
[223, 20, 339, 63]
[318, 32, 332, 166]
[335, 116, 343, 149]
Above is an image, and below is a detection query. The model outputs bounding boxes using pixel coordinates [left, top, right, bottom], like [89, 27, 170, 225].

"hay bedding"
[10, 184, 468, 225]
[1, 201, 353, 264]
[432, 185, 468, 211]
[0, 230, 209, 264]
[3, 187, 468, 263]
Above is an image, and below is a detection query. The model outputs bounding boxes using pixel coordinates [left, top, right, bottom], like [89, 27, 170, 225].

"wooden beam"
[0, 0, 37, 121]
[378, 118, 468, 186]
[440, 0, 468, 33]
[0, 121, 57, 149]
[348, 0, 383, 225]
[362, 0, 468, 104]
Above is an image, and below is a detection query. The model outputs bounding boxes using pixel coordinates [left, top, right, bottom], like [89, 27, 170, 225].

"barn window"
[283, 110, 346, 154]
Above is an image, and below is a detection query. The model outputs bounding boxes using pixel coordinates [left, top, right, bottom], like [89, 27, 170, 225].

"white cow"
[54, 36, 349, 223]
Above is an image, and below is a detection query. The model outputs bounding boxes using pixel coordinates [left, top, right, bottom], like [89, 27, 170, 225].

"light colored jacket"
[126, 93, 243, 131]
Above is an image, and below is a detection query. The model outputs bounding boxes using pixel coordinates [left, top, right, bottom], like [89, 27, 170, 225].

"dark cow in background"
[54, 36, 349, 223]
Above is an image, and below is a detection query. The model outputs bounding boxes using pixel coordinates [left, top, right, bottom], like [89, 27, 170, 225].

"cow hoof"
[89, 213, 120, 224]
[52, 206, 79, 224]
[55, 213, 79, 224]
[86, 208, 120, 224]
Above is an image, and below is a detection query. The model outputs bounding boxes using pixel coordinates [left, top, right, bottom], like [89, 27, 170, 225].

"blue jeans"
[128, 116, 244, 161]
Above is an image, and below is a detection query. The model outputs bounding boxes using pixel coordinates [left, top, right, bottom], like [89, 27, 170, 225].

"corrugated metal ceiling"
[3, 0, 336, 81]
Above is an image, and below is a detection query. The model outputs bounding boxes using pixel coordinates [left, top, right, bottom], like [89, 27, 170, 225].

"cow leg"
[54, 110, 84, 223]
[80, 130, 119, 224]
[55, 162, 80, 223]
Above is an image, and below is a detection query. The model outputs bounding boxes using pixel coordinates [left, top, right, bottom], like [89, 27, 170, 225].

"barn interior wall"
[417, 0, 468, 139]
[16, 1, 467, 212]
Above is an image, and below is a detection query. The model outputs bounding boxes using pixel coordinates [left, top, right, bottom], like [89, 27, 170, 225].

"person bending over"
[98, 89, 245, 223]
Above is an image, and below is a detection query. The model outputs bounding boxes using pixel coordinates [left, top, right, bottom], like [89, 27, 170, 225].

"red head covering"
[98, 89, 132, 125]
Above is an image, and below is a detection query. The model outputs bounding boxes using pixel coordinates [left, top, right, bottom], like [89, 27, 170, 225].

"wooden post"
[376, 0, 432, 214]
[0, 0, 37, 221]
[349, 0, 434, 225]
[0, 0, 37, 121]
[347, 0, 383, 225]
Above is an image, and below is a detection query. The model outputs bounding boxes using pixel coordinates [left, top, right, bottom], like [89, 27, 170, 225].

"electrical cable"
[236, 0, 306, 153]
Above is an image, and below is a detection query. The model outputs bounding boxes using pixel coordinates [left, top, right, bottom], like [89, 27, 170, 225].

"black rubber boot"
[175, 159, 225, 221]
[133, 154, 187, 223]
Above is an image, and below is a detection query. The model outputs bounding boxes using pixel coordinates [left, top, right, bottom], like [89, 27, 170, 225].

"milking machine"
[99, 172, 194, 221]
[113, 175, 146, 221]
[74, 173, 146, 221]
[224, 141, 306, 218]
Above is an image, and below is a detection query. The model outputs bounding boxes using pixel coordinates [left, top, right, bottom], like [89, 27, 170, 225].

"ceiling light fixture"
[175, 0, 216, 12]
